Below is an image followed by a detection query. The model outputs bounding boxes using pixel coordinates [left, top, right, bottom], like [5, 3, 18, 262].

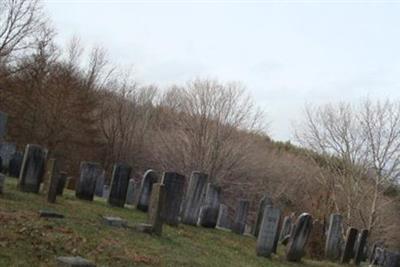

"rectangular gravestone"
[108, 163, 132, 207]
[160, 172, 185, 226]
[102, 185, 110, 199]
[0, 173, 5, 193]
[0, 142, 16, 171]
[47, 159, 59, 203]
[254, 194, 273, 237]
[125, 179, 135, 205]
[286, 213, 313, 262]
[354, 229, 368, 265]
[9, 151, 23, 178]
[0, 111, 7, 141]
[198, 183, 221, 228]
[341, 227, 358, 264]
[42, 158, 56, 194]
[216, 204, 231, 229]
[76, 162, 102, 201]
[137, 169, 159, 212]
[18, 144, 46, 193]
[181, 171, 208, 225]
[94, 170, 105, 197]
[256, 206, 281, 257]
[57, 171, 67, 196]
[148, 182, 166, 235]
[325, 213, 343, 261]
[232, 199, 250, 235]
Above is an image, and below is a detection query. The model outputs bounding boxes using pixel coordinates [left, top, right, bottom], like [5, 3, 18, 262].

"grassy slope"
[0, 178, 345, 267]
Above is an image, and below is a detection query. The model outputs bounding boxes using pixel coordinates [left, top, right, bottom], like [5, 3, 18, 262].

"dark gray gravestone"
[256, 206, 281, 257]
[148, 182, 166, 235]
[108, 163, 132, 207]
[286, 213, 313, 262]
[254, 194, 273, 236]
[340, 227, 358, 264]
[354, 229, 368, 265]
[216, 204, 231, 229]
[382, 249, 400, 267]
[198, 183, 221, 228]
[325, 213, 343, 261]
[0, 111, 7, 141]
[232, 199, 250, 235]
[94, 170, 105, 197]
[0, 142, 16, 171]
[137, 169, 159, 212]
[56, 256, 95, 267]
[160, 172, 185, 226]
[57, 171, 67, 196]
[279, 216, 293, 243]
[102, 185, 110, 199]
[18, 144, 46, 193]
[125, 179, 135, 205]
[76, 162, 102, 201]
[47, 159, 59, 203]
[0, 173, 5, 193]
[9, 151, 23, 177]
[181, 171, 208, 225]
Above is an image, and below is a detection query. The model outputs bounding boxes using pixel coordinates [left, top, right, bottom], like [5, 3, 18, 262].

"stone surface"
[354, 229, 369, 265]
[253, 195, 273, 236]
[382, 249, 400, 267]
[76, 162, 102, 201]
[39, 209, 64, 218]
[198, 183, 221, 228]
[102, 216, 127, 227]
[134, 223, 154, 234]
[160, 172, 185, 226]
[137, 169, 159, 212]
[57, 171, 67, 196]
[94, 170, 105, 197]
[0, 173, 5, 193]
[102, 185, 110, 199]
[181, 171, 208, 225]
[0, 111, 7, 141]
[42, 158, 56, 194]
[108, 163, 132, 207]
[232, 199, 250, 235]
[256, 206, 281, 257]
[0, 142, 16, 171]
[47, 159, 59, 203]
[18, 144, 46, 193]
[9, 151, 23, 177]
[325, 213, 343, 261]
[148, 183, 166, 235]
[286, 213, 313, 262]
[279, 216, 293, 243]
[340, 227, 358, 264]
[125, 179, 135, 205]
[56, 256, 96, 267]
[216, 204, 231, 229]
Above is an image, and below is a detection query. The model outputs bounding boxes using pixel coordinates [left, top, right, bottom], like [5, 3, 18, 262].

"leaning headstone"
[256, 206, 281, 257]
[340, 227, 358, 264]
[181, 171, 208, 225]
[125, 179, 135, 205]
[279, 216, 293, 243]
[148, 182, 166, 235]
[9, 151, 23, 177]
[0, 173, 5, 193]
[325, 213, 343, 261]
[137, 169, 159, 212]
[286, 213, 313, 262]
[216, 204, 231, 229]
[108, 163, 132, 207]
[0, 142, 16, 171]
[253, 194, 273, 236]
[232, 199, 250, 235]
[354, 229, 369, 265]
[94, 170, 105, 197]
[47, 159, 59, 203]
[18, 144, 46, 193]
[198, 183, 221, 228]
[57, 171, 67, 196]
[56, 256, 96, 267]
[0, 111, 7, 141]
[160, 172, 185, 226]
[76, 162, 102, 201]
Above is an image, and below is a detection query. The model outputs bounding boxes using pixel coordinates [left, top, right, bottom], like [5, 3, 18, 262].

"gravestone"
[9, 151, 23, 177]
[198, 183, 221, 228]
[148, 183, 166, 235]
[94, 170, 105, 197]
[382, 249, 400, 267]
[76, 162, 102, 201]
[133, 181, 141, 205]
[340, 227, 358, 264]
[108, 163, 132, 207]
[56, 256, 95, 267]
[354, 229, 368, 265]
[254, 194, 273, 236]
[0, 142, 16, 171]
[325, 213, 343, 261]
[39, 209, 64, 218]
[47, 159, 59, 203]
[0, 173, 5, 193]
[0, 111, 7, 141]
[102, 185, 110, 199]
[232, 199, 250, 235]
[279, 216, 293, 243]
[216, 204, 231, 229]
[286, 213, 313, 262]
[102, 216, 128, 228]
[57, 171, 67, 196]
[160, 172, 185, 226]
[42, 158, 57, 194]
[18, 144, 46, 193]
[137, 169, 159, 212]
[256, 206, 281, 257]
[181, 171, 208, 225]
[125, 179, 135, 205]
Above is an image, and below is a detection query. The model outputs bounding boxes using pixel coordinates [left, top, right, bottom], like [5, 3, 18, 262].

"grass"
[0, 178, 346, 267]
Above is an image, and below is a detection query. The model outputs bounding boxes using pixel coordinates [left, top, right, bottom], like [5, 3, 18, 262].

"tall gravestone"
[232, 199, 250, 235]
[325, 213, 343, 261]
[279, 216, 293, 243]
[148, 182, 166, 235]
[0, 142, 16, 171]
[125, 179, 135, 205]
[354, 229, 369, 265]
[108, 163, 132, 207]
[286, 213, 313, 262]
[341, 227, 358, 264]
[216, 204, 231, 229]
[256, 206, 281, 257]
[199, 183, 221, 228]
[160, 172, 185, 226]
[0, 111, 7, 141]
[47, 159, 59, 203]
[94, 170, 105, 197]
[76, 162, 102, 201]
[137, 169, 159, 212]
[9, 151, 23, 177]
[18, 144, 46, 193]
[181, 171, 208, 225]
[254, 195, 273, 236]
[57, 171, 67, 196]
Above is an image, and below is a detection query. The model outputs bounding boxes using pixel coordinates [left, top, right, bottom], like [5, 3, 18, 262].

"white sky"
[44, 1, 400, 141]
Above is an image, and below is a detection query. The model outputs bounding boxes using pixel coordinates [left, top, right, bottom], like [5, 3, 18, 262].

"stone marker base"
[102, 216, 127, 228]
[134, 223, 154, 234]
[39, 209, 64, 218]
[56, 256, 96, 267]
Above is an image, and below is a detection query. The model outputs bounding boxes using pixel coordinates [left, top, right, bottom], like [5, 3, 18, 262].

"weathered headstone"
[216, 204, 231, 229]
[56, 256, 96, 267]
[94, 170, 105, 197]
[0, 173, 5, 193]
[279, 216, 293, 243]
[181, 171, 208, 225]
[325, 213, 343, 261]
[9, 151, 23, 177]
[102, 216, 128, 228]
[108, 163, 132, 207]
[382, 249, 400, 267]
[160, 172, 185, 226]
[286, 213, 313, 262]
[256, 206, 281, 257]
[254, 194, 273, 236]
[137, 169, 159, 212]
[42, 158, 57, 194]
[198, 183, 221, 228]
[0, 142, 16, 171]
[232, 199, 250, 235]
[47, 159, 59, 203]
[354, 229, 368, 265]
[76, 162, 102, 201]
[340, 227, 358, 264]
[148, 182, 166, 235]
[57, 171, 67, 196]
[18, 144, 46, 193]
[102, 185, 110, 199]
[125, 179, 135, 205]
[0, 111, 7, 141]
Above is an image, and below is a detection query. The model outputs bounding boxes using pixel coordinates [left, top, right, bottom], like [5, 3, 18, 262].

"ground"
[0, 178, 348, 267]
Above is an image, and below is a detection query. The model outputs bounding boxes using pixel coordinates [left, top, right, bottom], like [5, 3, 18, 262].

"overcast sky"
[44, 1, 400, 141]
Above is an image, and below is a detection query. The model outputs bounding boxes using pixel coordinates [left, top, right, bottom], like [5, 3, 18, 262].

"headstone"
[108, 163, 132, 207]
[0, 111, 7, 141]
[0, 173, 5, 193]
[160, 172, 185, 226]
[216, 204, 231, 229]
[325, 213, 343, 261]
[94, 170, 105, 197]
[102, 216, 127, 227]
[382, 249, 400, 267]
[9, 151, 23, 177]
[286, 213, 313, 262]
[232, 199, 250, 235]
[256, 206, 281, 257]
[76, 162, 102, 201]
[56, 256, 96, 267]
[102, 185, 110, 199]
[181, 171, 208, 225]
[340, 227, 358, 264]
[354, 229, 368, 265]
[18, 144, 46, 193]
[279, 216, 293, 243]
[253, 194, 273, 236]
[137, 169, 159, 212]
[125, 179, 135, 205]
[42, 158, 57, 194]
[198, 183, 221, 228]
[39, 209, 64, 218]
[0, 142, 16, 171]
[133, 181, 141, 205]
[148, 182, 166, 235]
[47, 159, 59, 203]
[57, 171, 67, 196]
